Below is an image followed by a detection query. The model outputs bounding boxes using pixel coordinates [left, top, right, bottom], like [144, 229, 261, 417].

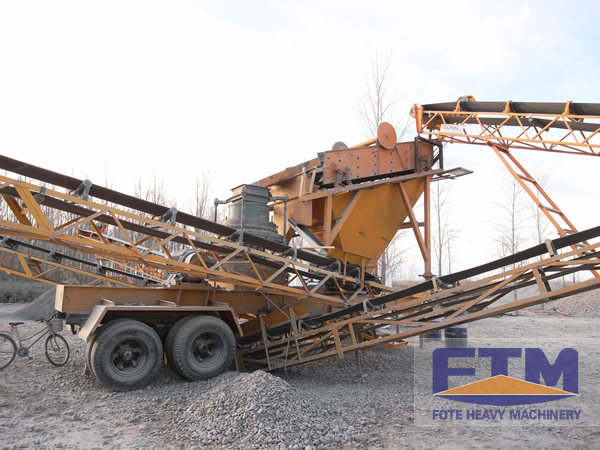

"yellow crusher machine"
[1, 99, 600, 390]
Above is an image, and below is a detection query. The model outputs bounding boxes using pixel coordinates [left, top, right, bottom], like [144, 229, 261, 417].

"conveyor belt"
[415, 100, 600, 156]
[0, 155, 337, 268]
[422, 101, 600, 116]
[0, 236, 159, 284]
[2, 153, 600, 374]
[419, 101, 600, 133]
[0, 165, 388, 304]
[0, 185, 355, 284]
[239, 237, 600, 370]
[423, 115, 600, 133]
[237, 225, 600, 345]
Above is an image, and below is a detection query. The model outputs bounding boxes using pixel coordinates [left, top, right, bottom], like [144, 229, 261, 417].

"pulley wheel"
[377, 122, 397, 150]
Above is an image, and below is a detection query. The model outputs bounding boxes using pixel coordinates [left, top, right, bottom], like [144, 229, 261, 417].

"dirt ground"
[1, 303, 599, 449]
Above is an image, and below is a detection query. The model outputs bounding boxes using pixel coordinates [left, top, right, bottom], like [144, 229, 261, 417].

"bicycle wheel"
[45, 334, 70, 366]
[0, 332, 17, 369]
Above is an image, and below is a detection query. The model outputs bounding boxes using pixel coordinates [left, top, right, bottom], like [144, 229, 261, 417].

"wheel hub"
[121, 349, 134, 361]
[192, 333, 219, 362]
[111, 340, 146, 373]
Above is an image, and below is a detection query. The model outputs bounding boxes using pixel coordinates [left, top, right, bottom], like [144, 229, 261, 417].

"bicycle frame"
[1, 320, 70, 369]
[10, 324, 52, 351]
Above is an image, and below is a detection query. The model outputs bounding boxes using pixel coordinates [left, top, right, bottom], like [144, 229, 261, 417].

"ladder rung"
[518, 174, 536, 183]
[542, 205, 561, 215]
[562, 229, 576, 235]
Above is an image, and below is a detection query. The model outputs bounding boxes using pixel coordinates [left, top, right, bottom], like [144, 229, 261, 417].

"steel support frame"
[240, 241, 600, 370]
[416, 103, 600, 278]
[304, 171, 436, 280]
[0, 174, 394, 307]
[396, 175, 432, 277]
[490, 145, 599, 277]
[0, 247, 137, 288]
[415, 102, 600, 156]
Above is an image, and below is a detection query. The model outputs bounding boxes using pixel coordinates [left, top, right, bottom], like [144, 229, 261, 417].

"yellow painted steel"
[324, 180, 424, 265]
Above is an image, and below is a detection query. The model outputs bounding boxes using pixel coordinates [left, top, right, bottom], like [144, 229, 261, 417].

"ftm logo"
[432, 348, 578, 406]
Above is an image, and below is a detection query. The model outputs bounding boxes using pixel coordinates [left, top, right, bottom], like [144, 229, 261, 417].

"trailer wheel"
[84, 334, 97, 376]
[85, 319, 129, 377]
[167, 315, 235, 381]
[164, 315, 194, 376]
[90, 319, 163, 391]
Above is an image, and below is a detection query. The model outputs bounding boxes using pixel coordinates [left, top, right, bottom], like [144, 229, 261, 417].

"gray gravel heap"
[3, 314, 598, 449]
[173, 370, 358, 449]
[533, 289, 600, 317]
[14, 288, 56, 320]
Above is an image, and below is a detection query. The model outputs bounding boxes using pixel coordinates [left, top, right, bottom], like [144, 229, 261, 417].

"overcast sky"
[1, 1, 599, 279]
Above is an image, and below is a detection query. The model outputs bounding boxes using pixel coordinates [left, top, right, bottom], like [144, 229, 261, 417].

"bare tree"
[357, 52, 410, 285]
[446, 233, 455, 274]
[432, 180, 460, 275]
[378, 232, 407, 285]
[191, 171, 212, 220]
[494, 175, 530, 308]
[134, 175, 168, 205]
[132, 175, 180, 251]
[358, 52, 401, 138]
[495, 174, 530, 267]
[526, 172, 576, 287]
[530, 172, 553, 244]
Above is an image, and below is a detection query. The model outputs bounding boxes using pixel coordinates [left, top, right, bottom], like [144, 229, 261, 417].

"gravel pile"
[171, 369, 365, 448]
[3, 314, 600, 449]
[142, 346, 417, 449]
[14, 288, 56, 320]
[531, 288, 600, 318]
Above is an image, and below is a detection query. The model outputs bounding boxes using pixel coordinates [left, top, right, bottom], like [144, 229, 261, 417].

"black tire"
[45, 334, 70, 367]
[90, 319, 163, 391]
[167, 315, 235, 381]
[0, 333, 17, 370]
[85, 333, 98, 376]
[164, 315, 196, 376]
[86, 319, 130, 377]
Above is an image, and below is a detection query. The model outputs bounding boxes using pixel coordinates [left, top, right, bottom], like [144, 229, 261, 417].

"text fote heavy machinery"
[1, 99, 600, 391]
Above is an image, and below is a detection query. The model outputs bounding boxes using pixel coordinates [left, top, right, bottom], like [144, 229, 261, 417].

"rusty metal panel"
[56, 283, 326, 318]
[321, 141, 434, 185]
[56, 285, 212, 314]
[254, 158, 321, 188]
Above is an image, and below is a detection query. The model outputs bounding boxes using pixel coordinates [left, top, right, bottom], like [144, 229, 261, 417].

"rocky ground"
[530, 289, 600, 317]
[1, 291, 600, 449]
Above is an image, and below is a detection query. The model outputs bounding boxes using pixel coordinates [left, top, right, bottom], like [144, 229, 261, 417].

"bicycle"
[0, 315, 70, 369]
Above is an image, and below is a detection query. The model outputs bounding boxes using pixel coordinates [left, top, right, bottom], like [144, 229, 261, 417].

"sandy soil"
[1, 304, 599, 449]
